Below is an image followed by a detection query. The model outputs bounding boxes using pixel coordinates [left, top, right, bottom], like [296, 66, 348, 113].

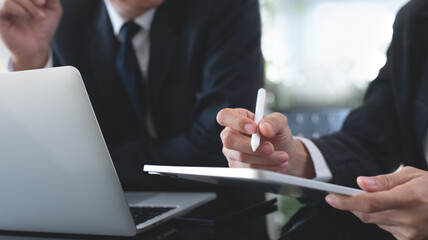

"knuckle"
[222, 146, 228, 156]
[228, 160, 237, 168]
[219, 128, 225, 139]
[405, 216, 424, 233]
[221, 129, 234, 148]
[358, 213, 372, 224]
[383, 175, 393, 189]
[406, 219, 418, 229]
[248, 164, 257, 169]
[401, 166, 414, 173]
[275, 165, 287, 173]
[216, 108, 229, 126]
[227, 160, 234, 168]
[280, 113, 289, 126]
[219, 129, 226, 142]
[402, 229, 418, 240]
[408, 187, 423, 203]
[280, 164, 288, 171]
[364, 199, 381, 212]
[236, 152, 246, 162]
[377, 174, 394, 189]
[401, 166, 421, 177]
[273, 112, 288, 125]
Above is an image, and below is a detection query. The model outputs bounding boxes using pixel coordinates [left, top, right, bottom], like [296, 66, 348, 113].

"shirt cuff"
[7, 51, 54, 72]
[295, 136, 333, 182]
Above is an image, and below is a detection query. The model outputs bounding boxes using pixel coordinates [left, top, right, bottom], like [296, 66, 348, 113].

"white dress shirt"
[296, 137, 333, 182]
[104, 0, 158, 137]
[300, 127, 428, 182]
[9, 1, 158, 137]
[103, 0, 155, 81]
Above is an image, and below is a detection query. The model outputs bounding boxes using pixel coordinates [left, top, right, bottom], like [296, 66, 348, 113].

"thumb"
[258, 112, 289, 138]
[357, 167, 415, 192]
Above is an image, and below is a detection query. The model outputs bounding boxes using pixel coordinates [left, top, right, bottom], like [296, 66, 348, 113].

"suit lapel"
[148, 2, 180, 137]
[412, 13, 428, 169]
[83, 1, 182, 138]
[414, 15, 428, 146]
[85, 1, 120, 105]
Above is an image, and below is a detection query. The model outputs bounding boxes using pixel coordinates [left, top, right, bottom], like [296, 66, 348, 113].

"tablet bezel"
[143, 165, 365, 198]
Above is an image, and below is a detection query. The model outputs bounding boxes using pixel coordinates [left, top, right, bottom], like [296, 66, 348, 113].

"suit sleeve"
[312, 3, 423, 188]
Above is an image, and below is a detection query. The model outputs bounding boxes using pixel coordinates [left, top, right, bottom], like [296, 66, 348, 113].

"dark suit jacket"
[312, 0, 428, 188]
[52, 0, 263, 190]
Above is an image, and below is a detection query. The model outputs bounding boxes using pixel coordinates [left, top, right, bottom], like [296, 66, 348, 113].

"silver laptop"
[0, 67, 215, 236]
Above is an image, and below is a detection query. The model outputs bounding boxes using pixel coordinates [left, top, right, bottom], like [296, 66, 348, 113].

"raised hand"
[0, 0, 62, 70]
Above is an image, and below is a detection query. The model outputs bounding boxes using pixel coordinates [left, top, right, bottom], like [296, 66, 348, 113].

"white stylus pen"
[251, 88, 266, 152]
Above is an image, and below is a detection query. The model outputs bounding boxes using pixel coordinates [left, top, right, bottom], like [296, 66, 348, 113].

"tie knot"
[120, 21, 141, 41]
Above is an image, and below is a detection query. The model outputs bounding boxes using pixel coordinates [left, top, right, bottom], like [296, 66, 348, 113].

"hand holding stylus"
[251, 88, 266, 151]
[217, 91, 316, 178]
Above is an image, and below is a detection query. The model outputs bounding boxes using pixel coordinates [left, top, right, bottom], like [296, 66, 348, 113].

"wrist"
[12, 49, 50, 71]
[292, 138, 316, 179]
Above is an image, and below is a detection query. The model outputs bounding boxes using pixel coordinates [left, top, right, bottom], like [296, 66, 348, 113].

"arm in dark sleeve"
[312, 2, 425, 188]
[312, 75, 401, 188]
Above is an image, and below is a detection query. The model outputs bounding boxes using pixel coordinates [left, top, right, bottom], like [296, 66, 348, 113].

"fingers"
[217, 108, 256, 135]
[228, 154, 289, 173]
[0, 0, 26, 16]
[248, 162, 289, 173]
[351, 209, 399, 226]
[326, 167, 423, 212]
[221, 126, 289, 164]
[1, 0, 45, 19]
[221, 127, 274, 155]
[223, 147, 288, 166]
[325, 190, 407, 213]
[357, 166, 421, 192]
[259, 112, 288, 138]
[218, 108, 291, 173]
[217, 108, 289, 139]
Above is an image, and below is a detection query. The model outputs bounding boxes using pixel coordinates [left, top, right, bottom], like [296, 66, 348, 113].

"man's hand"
[0, 0, 62, 70]
[216, 108, 315, 178]
[326, 166, 428, 240]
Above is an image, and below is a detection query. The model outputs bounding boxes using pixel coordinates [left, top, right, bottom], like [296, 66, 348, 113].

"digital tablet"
[143, 165, 365, 199]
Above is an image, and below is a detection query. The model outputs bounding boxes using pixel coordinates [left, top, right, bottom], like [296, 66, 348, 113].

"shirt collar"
[104, 0, 157, 36]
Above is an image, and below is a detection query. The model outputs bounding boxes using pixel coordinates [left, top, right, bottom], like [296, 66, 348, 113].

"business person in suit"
[0, 0, 264, 191]
[217, 0, 428, 239]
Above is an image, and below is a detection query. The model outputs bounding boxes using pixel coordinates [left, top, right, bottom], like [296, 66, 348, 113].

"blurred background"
[261, 0, 408, 110]
[0, 0, 409, 109]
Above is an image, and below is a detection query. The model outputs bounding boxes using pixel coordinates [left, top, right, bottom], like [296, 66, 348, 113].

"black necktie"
[116, 21, 146, 125]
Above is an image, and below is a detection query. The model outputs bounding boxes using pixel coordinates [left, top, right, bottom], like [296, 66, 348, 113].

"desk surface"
[0, 209, 274, 240]
[1, 199, 397, 240]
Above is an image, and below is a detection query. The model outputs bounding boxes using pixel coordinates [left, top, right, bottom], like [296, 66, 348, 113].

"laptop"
[144, 165, 365, 199]
[0, 67, 215, 236]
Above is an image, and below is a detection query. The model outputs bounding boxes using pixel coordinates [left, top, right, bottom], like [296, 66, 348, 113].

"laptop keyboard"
[130, 206, 176, 225]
